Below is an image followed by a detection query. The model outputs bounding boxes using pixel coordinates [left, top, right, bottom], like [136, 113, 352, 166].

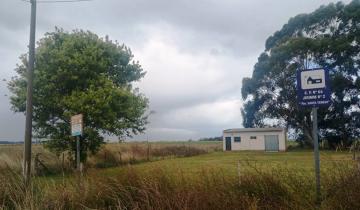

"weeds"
[150, 145, 207, 158]
[1, 160, 359, 209]
[322, 169, 360, 209]
[88, 144, 209, 169]
[1, 144, 360, 209]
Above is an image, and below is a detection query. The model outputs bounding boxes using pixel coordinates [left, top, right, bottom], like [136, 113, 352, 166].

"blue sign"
[297, 68, 331, 107]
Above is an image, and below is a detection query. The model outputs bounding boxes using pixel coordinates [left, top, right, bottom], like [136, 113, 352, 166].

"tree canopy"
[241, 0, 360, 147]
[8, 28, 149, 157]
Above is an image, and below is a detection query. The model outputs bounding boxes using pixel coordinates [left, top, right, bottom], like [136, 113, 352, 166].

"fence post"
[62, 153, 65, 174]
[120, 151, 123, 165]
[147, 142, 150, 161]
[237, 160, 241, 185]
[34, 153, 40, 176]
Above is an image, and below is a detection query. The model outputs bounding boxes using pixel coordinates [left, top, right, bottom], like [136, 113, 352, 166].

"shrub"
[151, 146, 207, 157]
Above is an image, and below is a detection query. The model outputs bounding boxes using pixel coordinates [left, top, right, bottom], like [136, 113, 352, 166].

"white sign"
[71, 114, 83, 136]
[300, 69, 326, 90]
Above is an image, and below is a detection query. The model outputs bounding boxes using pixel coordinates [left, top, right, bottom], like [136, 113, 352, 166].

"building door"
[265, 135, 279, 151]
[225, 137, 232, 151]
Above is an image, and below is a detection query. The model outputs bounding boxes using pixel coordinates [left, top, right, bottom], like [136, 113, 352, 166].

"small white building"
[223, 128, 286, 152]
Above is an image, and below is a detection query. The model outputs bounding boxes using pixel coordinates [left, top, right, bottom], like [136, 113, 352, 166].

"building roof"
[223, 128, 285, 133]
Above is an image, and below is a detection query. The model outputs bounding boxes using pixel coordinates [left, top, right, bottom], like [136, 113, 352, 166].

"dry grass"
[1, 160, 360, 209]
[1, 143, 360, 209]
[87, 142, 216, 168]
[0, 142, 219, 173]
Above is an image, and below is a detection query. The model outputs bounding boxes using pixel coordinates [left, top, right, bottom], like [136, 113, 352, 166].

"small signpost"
[71, 114, 83, 172]
[297, 68, 331, 204]
[71, 114, 83, 137]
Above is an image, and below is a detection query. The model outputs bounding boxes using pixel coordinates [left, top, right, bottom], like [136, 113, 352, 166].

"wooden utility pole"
[23, 0, 37, 185]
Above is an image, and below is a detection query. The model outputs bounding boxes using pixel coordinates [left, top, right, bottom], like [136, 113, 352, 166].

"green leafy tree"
[241, 1, 360, 147]
[8, 28, 149, 160]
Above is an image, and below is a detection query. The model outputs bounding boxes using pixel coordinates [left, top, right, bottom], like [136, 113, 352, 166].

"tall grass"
[1, 143, 359, 209]
[322, 166, 360, 210]
[88, 144, 209, 168]
[1, 160, 360, 209]
[1, 143, 214, 173]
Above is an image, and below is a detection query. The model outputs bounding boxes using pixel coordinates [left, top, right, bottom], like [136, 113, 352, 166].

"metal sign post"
[71, 114, 83, 171]
[312, 107, 321, 203]
[297, 68, 331, 204]
[76, 136, 80, 171]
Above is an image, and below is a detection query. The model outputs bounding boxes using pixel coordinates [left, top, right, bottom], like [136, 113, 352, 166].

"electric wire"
[21, 0, 93, 3]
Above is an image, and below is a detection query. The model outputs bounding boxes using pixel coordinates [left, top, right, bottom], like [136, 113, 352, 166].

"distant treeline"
[0, 141, 39, 145]
[198, 136, 222, 141]
[0, 141, 22, 145]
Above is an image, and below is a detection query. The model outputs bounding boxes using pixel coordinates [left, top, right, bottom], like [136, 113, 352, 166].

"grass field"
[1, 142, 360, 209]
[0, 141, 222, 172]
[100, 149, 356, 178]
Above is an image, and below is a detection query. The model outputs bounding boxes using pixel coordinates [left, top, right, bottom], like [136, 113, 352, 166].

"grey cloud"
[82, 0, 350, 56]
[0, 79, 24, 141]
[0, 0, 29, 31]
[0, 0, 351, 141]
[31, 0, 346, 56]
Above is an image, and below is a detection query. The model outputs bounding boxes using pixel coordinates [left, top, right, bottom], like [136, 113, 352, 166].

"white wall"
[223, 130, 286, 151]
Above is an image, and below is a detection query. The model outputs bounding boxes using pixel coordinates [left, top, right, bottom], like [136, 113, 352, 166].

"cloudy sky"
[0, 0, 350, 141]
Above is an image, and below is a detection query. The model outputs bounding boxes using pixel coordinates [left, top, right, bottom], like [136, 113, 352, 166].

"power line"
[21, 0, 93, 3]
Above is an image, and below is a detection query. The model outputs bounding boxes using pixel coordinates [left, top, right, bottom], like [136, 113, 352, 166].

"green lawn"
[2, 143, 357, 181]
[100, 150, 356, 179]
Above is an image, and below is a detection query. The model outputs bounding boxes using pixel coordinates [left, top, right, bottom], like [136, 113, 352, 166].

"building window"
[234, 137, 241, 142]
[250, 136, 257, 139]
